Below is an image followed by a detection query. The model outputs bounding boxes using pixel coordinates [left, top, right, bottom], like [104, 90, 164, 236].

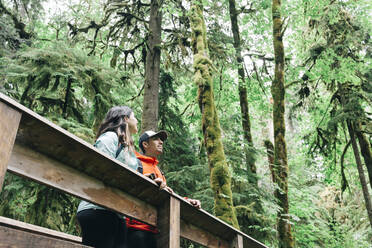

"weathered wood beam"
[8, 143, 157, 227]
[0, 216, 82, 243]
[0, 102, 21, 191]
[0, 225, 88, 248]
[180, 220, 229, 248]
[157, 196, 180, 248]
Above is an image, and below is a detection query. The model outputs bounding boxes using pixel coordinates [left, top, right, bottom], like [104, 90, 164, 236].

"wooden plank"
[157, 196, 180, 248]
[8, 143, 157, 227]
[0, 102, 21, 191]
[230, 234, 243, 248]
[242, 236, 267, 248]
[180, 201, 234, 241]
[181, 220, 229, 248]
[0, 216, 81, 243]
[0, 225, 90, 248]
[180, 201, 268, 248]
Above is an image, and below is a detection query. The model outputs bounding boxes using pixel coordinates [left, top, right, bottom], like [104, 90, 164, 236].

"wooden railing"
[0, 92, 268, 248]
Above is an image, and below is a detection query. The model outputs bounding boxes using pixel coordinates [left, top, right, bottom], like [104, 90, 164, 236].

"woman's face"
[125, 112, 138, 134]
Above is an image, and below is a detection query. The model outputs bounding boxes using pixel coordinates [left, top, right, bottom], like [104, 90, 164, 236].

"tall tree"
[346, 120, 372, 229]
[339, 83, 372, 230]
[271, 0, 294, 246]
[189, 2, 239, 229]
[303, 1, 372, 221]
[355, 121, 372, 190]
[141, 0, 163, 131]
[228, 0, 257, 182]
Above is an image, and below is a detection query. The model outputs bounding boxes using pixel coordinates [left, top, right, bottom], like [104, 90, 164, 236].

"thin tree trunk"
[63, 77, 72, 118]
[271, 0, 294, 246]
[264, 140, 276, 183]
[228, 0, 257, 182]
[141, 0, 162, 132]
[340, 140, 351, 193]
[347, 121, 372, 230]
[355, 121, 372, 189]
[189, 3, 239, 229]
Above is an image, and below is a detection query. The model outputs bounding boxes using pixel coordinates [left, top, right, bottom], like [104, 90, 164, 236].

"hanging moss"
[190, 3, 239, 229]
[1, 43, 119, 128]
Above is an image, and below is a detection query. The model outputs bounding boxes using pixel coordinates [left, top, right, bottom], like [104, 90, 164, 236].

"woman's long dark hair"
[96, 106, 133, 149]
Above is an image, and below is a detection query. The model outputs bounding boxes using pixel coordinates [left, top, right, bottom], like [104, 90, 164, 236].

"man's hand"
[163, 186, 174, 194]
[144, 173, 165, 188]
[153, 177, 166, 189]
[152, 177, 174, 194]
[186, 198, 201, 209]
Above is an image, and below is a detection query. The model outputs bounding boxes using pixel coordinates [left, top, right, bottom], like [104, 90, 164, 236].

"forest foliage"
[0, 0, 371, 247]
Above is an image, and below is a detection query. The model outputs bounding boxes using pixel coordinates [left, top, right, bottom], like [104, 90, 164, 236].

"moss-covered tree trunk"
[271, 0, 294, 247]
[228, 0, 257, 183]
[347, 121, 372, 229]
[141, 0, 162, 131]
[189, 3, 239, 229]
[355, 121, 372, 190]
[264, 140, 276, 183]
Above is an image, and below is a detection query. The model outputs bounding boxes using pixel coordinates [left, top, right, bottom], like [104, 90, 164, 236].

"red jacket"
[135, 151, 166, 183]
[126, 152, 165, 233]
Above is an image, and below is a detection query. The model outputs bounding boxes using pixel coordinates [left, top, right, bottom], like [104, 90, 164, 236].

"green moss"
[190, 2, 239, 229]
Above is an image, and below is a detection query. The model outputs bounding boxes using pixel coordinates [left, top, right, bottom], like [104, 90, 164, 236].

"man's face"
[143, 136, 163, 157]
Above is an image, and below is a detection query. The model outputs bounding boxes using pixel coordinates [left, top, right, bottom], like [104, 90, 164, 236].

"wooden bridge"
[0, 92, 268, 248]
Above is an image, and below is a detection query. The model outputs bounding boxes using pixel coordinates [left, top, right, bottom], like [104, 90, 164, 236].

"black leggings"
[77, 209, 127, 248]
[127, 228, 157, 248]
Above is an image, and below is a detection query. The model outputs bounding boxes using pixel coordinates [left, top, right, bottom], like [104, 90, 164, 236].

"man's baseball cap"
[139, 130, 168, 153]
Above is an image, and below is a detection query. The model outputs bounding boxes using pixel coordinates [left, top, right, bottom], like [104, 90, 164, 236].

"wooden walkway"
[0, 92, 268, 248]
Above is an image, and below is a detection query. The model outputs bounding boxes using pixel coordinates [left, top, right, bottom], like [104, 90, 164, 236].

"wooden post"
[157, 196, 180, 248]
[0, 102, 21, 191]
[231, 234, 243, 248]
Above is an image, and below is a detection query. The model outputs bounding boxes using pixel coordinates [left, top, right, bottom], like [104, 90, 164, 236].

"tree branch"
[117, 11, 148, 23]
[180, 101, 195, 116]
[238, 3, 256, 15]
[126, 84, 144, 102]
[340, 139, 351, 193]
[281, 17, 289, 37]
[0, 1, 32, 39]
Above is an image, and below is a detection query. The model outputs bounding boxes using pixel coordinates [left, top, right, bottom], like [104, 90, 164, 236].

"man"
[126, 130, 201, 248]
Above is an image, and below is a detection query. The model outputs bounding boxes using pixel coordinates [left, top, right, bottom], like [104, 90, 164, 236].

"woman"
[77, 106, 142, 248]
